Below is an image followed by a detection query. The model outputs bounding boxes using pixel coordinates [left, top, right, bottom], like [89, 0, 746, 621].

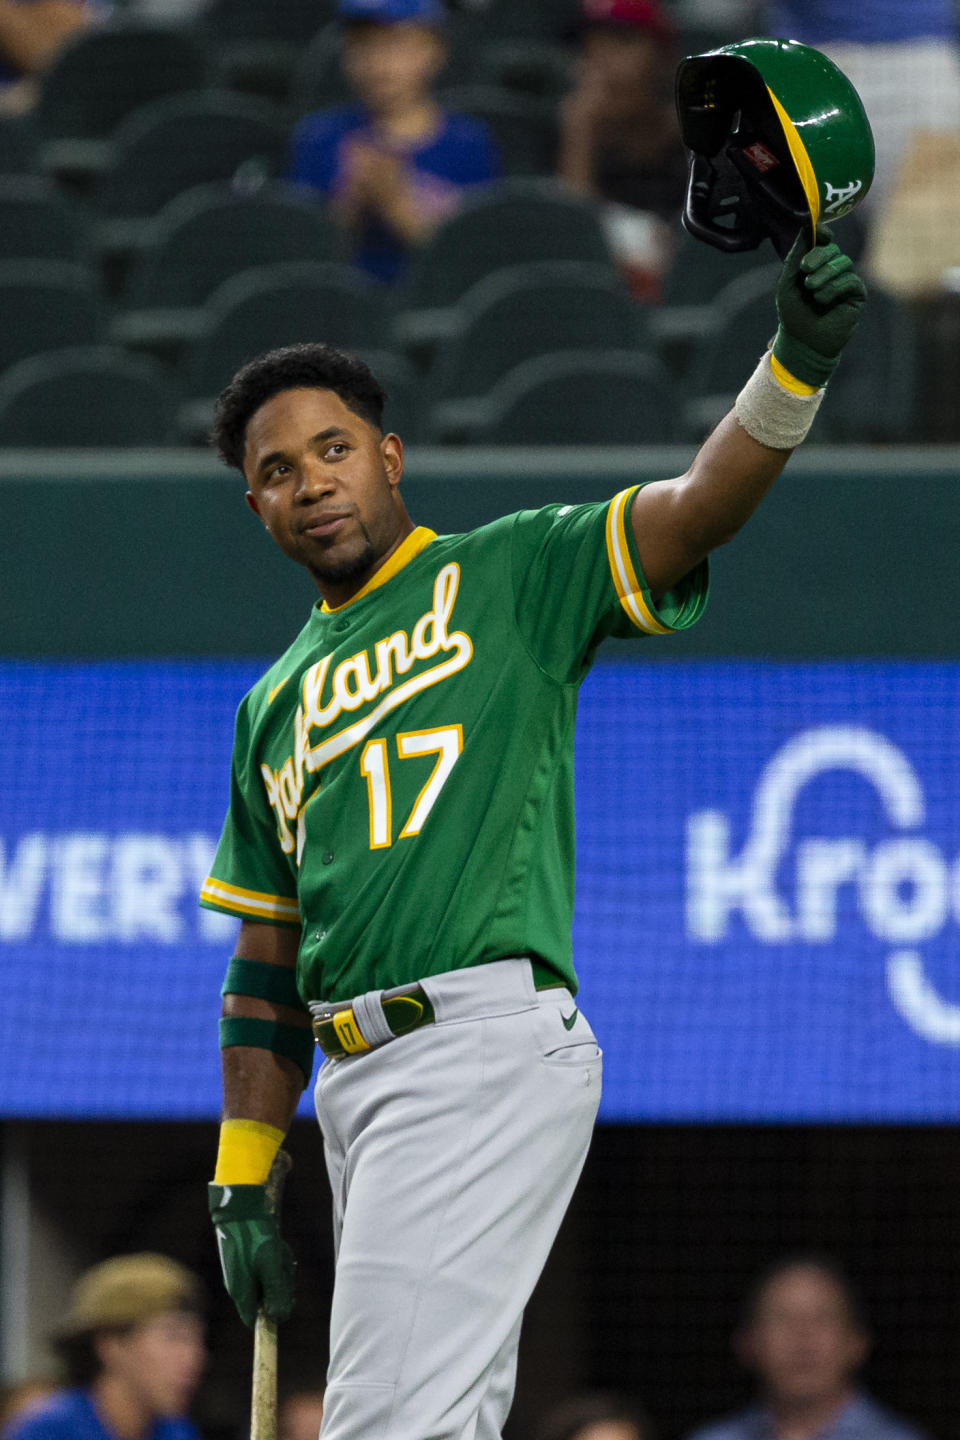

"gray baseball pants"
[312, 957, 602, 1440]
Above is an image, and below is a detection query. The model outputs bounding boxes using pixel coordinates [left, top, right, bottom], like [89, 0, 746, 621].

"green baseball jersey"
[200, 487, 707, 1003]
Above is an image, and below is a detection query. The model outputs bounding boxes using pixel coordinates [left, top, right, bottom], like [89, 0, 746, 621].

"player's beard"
[305, 520, 376, 588]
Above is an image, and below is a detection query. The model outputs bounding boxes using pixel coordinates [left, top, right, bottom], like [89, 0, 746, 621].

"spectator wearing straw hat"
[0, 1254, 207, 1440]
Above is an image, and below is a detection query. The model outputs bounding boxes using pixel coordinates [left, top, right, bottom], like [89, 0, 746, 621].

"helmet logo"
[823, 178, 863, 214]
[743, 142, 780, 173]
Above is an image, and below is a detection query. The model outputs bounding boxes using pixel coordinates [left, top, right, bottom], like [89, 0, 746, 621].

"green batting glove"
[208, 1183, 296, 1329]
[773, 225, 867, 389]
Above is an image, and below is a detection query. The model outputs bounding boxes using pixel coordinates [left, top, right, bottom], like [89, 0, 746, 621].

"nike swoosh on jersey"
[561, 1009, 579, 1030]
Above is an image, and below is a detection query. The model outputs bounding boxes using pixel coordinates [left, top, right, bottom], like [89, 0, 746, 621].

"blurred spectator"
[278, 1388, 325, 1440]
[685, 1254, 927, 1440]
[557, 0, 687, 296]
[0, 0, 98, 112]
[0, 1254, 207, 1440]
[764, 0, 960, 210]
[535, 1391, 656, 1440]
[0, 1383, 57, 1433]
[288, 0, 499, 283]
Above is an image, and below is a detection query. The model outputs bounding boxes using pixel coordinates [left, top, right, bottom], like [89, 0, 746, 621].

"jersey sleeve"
[199, 695, 301, 927]
[511, 485, 709, 681]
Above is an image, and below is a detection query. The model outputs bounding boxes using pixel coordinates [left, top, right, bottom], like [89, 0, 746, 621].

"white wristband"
[734, 353, 825, 450]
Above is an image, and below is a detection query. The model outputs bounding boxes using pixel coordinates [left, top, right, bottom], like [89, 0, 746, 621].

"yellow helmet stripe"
[766, 86, 821, 239]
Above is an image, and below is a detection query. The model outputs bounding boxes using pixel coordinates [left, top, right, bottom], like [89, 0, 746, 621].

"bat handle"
[250, 1149, 293, 1440]
[252, 1313, 280, 1440]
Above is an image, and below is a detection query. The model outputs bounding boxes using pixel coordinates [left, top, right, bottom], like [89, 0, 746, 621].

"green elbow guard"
[218, 1017, 315, 1086]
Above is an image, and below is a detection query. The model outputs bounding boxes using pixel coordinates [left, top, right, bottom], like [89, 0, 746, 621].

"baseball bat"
[251, 1148, 293, 1440]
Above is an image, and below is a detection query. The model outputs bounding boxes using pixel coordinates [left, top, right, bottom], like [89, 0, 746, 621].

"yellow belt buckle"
[332, 1008, 371, 1055]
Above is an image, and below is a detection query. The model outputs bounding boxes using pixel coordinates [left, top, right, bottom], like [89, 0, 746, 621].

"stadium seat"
[95, 92, 290, 249]
[439, 86, 558, 177]
[475, 39, 572, 100]
[0, 260, 106, 375]
[113, 182, 345, 354]
[0, 114, 39, 175]
[393, 178, 616, 352]
[178, 261, 392, 440]
[289, 22, 361, 114]
[442, 349, 680, 445]
[34, 23, 208, 181]
[683, 267, 918, 442]
[360, 349, 423, 444]
[445, 0, 578, 43]
[0, 175, 90, 263]
[0, 346, 177, 446]
[427, 261, 650, 440]
[650, 230, 778, 372]
[195, 0, 336, 102]
[816, 287, 918, 442]
[682, 264, 782, 435]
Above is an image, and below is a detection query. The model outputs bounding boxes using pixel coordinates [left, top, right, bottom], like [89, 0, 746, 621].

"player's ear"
[245, 490, 262, 519]
[380, 432, 403, 489]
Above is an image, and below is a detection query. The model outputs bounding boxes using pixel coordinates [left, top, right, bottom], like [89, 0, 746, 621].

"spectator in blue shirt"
[0, 1254, 207, 1440]
[685, 1255, 927, 1440]
[289, 0, 499, 284]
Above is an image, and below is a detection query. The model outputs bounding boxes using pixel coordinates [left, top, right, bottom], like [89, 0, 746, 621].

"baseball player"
[202, 40, 872, 1440]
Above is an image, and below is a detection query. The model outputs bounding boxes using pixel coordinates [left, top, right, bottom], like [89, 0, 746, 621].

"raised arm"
[632, 227, 866, 600]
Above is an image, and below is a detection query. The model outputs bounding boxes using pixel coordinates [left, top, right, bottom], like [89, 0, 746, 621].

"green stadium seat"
[443, 0, 578, 44]
[177, 261, 392, 440]
[0, 176, 90, 263]
[443, 349, 680, 445]
[817, 287, 918, 442]
[34, 23, 208, 182]
[475, 39, 573, 101]
[393, 178, 616, 353]
[0, 261, 106, 375]
[0, 346, 177, 446]
[683, 267, 917, 442]
[195, 0, 336, 102]
[113, 182, 345, 355]
[0, 114, 39, 175]
[357, 349, 423, 444]
[650, 230, 778, 373]
[439, 85, 558, 177]
[427, 261, 650, 440]
[682, 264, 781, 435]
[289, 23, 363, 115]
[95, 91, 290, 254]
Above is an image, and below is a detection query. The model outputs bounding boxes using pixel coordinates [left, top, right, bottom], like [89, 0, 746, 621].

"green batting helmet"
[675, 37, 875, 257]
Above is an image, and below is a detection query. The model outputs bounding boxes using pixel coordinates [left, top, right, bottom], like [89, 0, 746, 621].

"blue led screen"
[1, 661, 957, 1119]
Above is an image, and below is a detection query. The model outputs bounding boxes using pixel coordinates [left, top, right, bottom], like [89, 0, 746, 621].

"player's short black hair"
[212, 342, 387, 472]
[741, 1252, 868, 1332]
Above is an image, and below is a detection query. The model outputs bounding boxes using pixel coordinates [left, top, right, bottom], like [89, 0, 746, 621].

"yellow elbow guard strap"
[214, 1117, 285, 1186]
[218, 1017, 315, 1085]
